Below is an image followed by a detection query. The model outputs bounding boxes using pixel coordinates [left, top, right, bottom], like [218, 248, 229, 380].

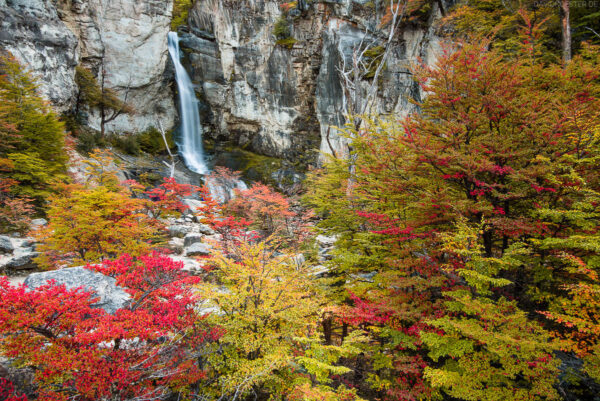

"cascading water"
[167, 32, 208, 175]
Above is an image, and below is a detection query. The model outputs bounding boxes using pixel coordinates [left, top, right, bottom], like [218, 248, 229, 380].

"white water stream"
[167, 32, 209, 174]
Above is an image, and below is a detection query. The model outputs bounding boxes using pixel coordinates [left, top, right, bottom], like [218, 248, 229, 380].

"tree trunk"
[561, 0, 572, 64]
[322, 317, 332, 345]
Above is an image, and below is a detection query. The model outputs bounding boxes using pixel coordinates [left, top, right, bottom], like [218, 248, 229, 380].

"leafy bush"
[273, 16, 291, 39]
[276, 37, 298, 49]
[0, 54, 68, 207]
[171, 0, 194, 30]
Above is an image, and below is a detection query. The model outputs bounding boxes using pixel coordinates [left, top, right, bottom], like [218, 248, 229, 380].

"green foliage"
[75, 65, 102, 106]
[363, 45, 385, 78]
[421, 221, 561, 400]
[444, 0, 600, 58]
[274, 16, 291, 39]
[171, 0, 194, 30]
[0, 54, 68, 207]
[75, 127, 175, 156]
[276, 37, 298, 49]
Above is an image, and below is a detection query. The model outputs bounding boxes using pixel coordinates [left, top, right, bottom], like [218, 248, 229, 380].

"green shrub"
[0, 55, 68, 206]
[273, 16, 290, 39]
[276, 37, 298, 49]
[75, 130, 108, 155]
[137, 127, 176, 154]
[109, 134, 141, 156]
[171, 0, 194, 30]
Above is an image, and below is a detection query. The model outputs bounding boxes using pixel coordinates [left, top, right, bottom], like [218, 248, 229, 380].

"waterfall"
[167, 32, 208, 175]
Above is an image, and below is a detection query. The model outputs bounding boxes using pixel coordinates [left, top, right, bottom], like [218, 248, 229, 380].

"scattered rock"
[184, 233, 204, 247]
[169, 255, 204, 272]
[350, 271, 377, 283]
[168, 224, 193, 238]
[182, 199, 205, 214]
[30, 218, 47, 228]
[2, 251, 39, 271]
[316, 235, 337, 247]
[291, 253, 305, 267]
[184, 243, 212, 257]
[310, 265, 330, 277]
[197, 224, 215, 236]
[166, 238, 184, 254]
[0, 236, 13, 254]
[24, 267, 131, 314]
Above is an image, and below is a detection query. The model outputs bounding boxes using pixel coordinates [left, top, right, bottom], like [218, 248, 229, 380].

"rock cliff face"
[1, 0, 447, 166]
[180, 0, 446, 161]
[0, 0, 176, 132]
[0, 0, 79, 112]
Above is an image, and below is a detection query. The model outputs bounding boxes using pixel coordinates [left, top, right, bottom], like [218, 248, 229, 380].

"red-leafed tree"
[0, 253, 220, 401]
[141, 177, 200, 219]
[306, 39, 600, 400]
[225, 183, 313, 251]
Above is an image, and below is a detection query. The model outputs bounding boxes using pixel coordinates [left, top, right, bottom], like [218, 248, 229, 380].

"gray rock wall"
[1, 0, 448, 166]
[181, 0, 447, 162]
[0, 0, 176, 133]
[0, 0, 79, 112]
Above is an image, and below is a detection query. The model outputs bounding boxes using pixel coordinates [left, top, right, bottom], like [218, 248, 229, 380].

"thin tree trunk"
[561, 0, 571, 64]
[322, 317, 333, 345]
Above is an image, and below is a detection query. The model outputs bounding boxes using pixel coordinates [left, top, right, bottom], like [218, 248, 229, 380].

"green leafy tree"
[0, 54, 67, 206]
[74, 65, 134, 136]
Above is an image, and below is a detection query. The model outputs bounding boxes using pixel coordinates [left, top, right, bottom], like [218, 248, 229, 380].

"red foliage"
[0, 253, 220, 401]
[143, 177, 200, 218]
[0, 378, 27, 401]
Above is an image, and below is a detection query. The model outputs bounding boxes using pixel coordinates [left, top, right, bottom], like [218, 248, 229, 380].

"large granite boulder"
[24, 266, 131, 314]
[184, 242, 212, 257]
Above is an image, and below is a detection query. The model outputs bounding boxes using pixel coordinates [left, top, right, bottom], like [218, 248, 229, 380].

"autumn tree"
[306, 40, 600, 399]
[0, 253, 219, 401]
[0, 54, 67, 206]
[35, 150, 160, 268]
[224, 182, 313, 252]
[74, 65, 134, 136]
[0, 158, 34, 233]
[198, 241, 326, 399]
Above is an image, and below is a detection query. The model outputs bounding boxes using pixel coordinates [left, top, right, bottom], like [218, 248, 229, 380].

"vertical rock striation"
[181, 0, 447, 162]
[0, 0, 79, 112]
[0, 0, 177, 133]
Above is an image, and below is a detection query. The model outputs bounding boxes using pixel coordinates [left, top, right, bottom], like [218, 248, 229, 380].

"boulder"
[310, 265, 330, 277]
[316, 235, 337, 247]
[184, 233, 204, 247]
[2, 251, 39, 271]
[291, 253, 305, 267]
[169, 255, 203, 272]
[197, 223, 215, 235]
[182, 199, 205, 214]
[166, 237, 184, 254]
[30, 218, 47, 228]
[24, 266, 131, 314]
[168, 224, 193, 238]
[0, 235, 13, 254]
[184, 242, 212, 257]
